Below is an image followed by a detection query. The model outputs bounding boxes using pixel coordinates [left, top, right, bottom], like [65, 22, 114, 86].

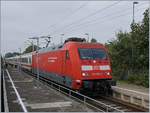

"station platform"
[117, 81, 149, 94]
[3, 67, 94, 112]
[112, 81, 149, 109]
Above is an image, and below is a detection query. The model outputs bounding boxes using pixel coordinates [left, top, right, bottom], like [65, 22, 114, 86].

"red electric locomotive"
[32, 38, 115, 95]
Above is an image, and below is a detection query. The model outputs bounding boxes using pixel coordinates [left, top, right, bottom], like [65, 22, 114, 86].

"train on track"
[5, 38, 116, 95]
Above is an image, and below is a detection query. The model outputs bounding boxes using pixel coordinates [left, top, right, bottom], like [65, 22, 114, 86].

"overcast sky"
[1, 1, 149, 55]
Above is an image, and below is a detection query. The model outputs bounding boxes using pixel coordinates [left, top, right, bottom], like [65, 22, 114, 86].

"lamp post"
[61, 34, 64, 44]
[131, 1, 138, 73]
[133, 2, 138, 23]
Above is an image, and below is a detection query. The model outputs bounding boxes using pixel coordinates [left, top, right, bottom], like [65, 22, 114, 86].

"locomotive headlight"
[82, 72, 89, 76]
[76, 80, 81, 83]
[82, 73, 86, 76]
[106, 72, 110, 75]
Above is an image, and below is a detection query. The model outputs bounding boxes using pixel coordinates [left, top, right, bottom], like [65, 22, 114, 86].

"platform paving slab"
[4, 67, 95, 112]
[117, 81, 149, 94]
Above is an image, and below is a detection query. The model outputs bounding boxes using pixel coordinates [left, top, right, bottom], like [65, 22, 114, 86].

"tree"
[130, 8, 149, 70]
[90, 38, 97, 43]
[106, 8, 149, 87]
[5, 52, 13, 58]
[23, 45, 40, 54]
[5, 52, 20, 58]
[106, 31, 131, 80]
[13, 52, 20, 56]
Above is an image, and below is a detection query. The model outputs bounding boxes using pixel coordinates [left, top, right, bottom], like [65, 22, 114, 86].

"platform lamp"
[61, 34, 64, 44]
[133, 1, 138, 24]
[131, 1, 138, 72]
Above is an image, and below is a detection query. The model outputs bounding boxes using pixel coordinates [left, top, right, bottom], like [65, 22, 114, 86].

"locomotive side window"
[66, 50, 70, 59]
[78, 48, 107, 60]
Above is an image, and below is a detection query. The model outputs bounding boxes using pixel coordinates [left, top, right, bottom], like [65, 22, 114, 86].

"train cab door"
[62, 50, 72, 85]
[64, 50, 72, 74]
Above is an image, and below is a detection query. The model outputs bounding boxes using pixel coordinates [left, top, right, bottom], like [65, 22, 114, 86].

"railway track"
[96, 96, 149, 112]
[22, 69, 147, 112]
[95, 97, 145, 112]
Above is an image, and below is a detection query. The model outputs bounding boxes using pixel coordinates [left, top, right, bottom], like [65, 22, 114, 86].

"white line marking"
[6, 69, 28, 112]
[7, 80, 33, 83]
[24, 101, 72, 109]
[112, 86, 149, 96]
[12, 98, 26, 103]
[3, 70, 9, 112]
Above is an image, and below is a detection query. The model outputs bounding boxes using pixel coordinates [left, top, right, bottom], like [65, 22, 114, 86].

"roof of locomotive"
[38, 38, 84, 53]
[63, 41, 105, 49]
[37, 38, 105, 54]
[38, 42, 105, 54]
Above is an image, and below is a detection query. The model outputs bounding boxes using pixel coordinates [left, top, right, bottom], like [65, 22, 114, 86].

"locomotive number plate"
[93, 66, 100, 70]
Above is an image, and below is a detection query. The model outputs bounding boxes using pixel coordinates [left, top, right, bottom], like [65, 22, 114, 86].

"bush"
[127, 71, 149, 88]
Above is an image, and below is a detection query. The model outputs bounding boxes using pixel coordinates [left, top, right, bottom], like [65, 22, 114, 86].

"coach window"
[22, 58, 25, 63]
[25, 58, 28, 63]
[29, 58, 31, 64]
[22, 58, 28, 63]
[66, 50, 70, 59]
[21, 58, 23, 63]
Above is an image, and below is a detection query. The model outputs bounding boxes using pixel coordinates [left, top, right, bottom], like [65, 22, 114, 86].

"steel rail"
[98, 95, 149, 112]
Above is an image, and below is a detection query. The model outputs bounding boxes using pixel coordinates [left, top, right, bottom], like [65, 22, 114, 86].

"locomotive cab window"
[78, 48, 107, 60]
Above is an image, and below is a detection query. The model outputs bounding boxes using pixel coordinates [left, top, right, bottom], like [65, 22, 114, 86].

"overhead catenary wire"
[51, 1, 121, 35]
[61, 2, 147, 33]
[63, 1, 89, 21]
[49, 2, 89, 34]
[62, 4, 148, 34]
[65, 7, 147, 34]
[40, 2, 88, 45]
